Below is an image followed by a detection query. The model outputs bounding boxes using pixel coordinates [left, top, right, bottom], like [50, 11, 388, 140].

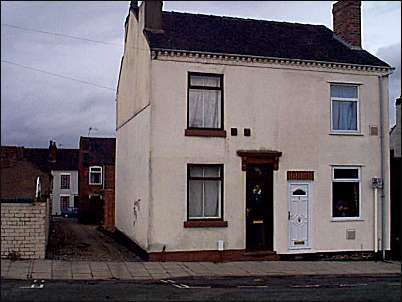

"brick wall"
[1, 199, 50, 259]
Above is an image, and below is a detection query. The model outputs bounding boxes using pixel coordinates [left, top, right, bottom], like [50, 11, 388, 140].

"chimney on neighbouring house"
[48, 140, 57, 163]
[332, 0, 362, 49]
[144, 0, 163, 32]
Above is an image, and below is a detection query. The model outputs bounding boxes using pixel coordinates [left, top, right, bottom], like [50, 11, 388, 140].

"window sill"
[329, 132, 363, 136]
[184, 220, 228, 228]
[331, 218, 364, 222]
[185, 129, 227, 138]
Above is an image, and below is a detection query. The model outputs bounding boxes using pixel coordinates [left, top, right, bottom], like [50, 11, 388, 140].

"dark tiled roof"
[80, 137, 115, 165]
[145, 11, 389, 67]
[1, 146, 78, 172]
[51, 149, 79, 170]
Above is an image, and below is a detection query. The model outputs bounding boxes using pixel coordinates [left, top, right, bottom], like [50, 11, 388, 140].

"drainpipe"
[378, 70, 393, 260]
[374, 187, 378, 253]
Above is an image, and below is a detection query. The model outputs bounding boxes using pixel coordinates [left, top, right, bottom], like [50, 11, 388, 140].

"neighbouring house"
[0, 145, 52, 259]
[48, 141, 79, 216]
[390, 96, 401, 260]
[115, 0, 393, 261]
[78, 136, 116, 231]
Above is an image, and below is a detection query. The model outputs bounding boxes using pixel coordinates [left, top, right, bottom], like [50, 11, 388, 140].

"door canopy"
[237, 150, 282, 171]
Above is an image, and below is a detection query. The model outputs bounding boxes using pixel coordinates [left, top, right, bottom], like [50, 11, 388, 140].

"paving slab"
[71, 262, 91, 274]
[108, 262, 132, 280]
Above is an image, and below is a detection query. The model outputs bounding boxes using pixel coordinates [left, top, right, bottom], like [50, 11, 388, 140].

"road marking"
[20, 280, 45, 289]
[339, 283, 368, 287]
[237, 285, 268, 288]
[290, 284, 320, 288]
[161, 279, 211, 289]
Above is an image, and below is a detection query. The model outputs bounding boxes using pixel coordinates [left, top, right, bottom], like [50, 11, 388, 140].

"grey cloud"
[1, 1, 400, 148]
[376, 43, 401, 127]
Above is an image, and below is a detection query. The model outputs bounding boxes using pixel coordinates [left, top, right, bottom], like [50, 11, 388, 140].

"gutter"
[378, 70, 393, 260]
[151, 47, 394, 72]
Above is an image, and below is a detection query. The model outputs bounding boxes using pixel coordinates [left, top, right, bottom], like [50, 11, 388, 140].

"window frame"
[330, 84, 360, 134]
[89, 166, 103, 185]
[187, 164, 224, 221]
[187, 72, 224, 131]
[60, 194, 71, 212]
[60, 173, 71, 190]
[331, 166, 362, 221]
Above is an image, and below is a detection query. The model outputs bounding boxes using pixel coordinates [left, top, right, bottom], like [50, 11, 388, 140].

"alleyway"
[46, 217, 141, 262]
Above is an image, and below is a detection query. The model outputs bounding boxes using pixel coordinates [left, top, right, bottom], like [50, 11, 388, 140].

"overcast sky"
[1, 1, 400, 148]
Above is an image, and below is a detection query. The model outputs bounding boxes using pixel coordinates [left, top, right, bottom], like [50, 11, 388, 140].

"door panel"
[246, 165, 273, 250]
[288, 183, 309, 249]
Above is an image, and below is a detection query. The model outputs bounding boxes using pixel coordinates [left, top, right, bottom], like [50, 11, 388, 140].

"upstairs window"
[330, 84, 359, 132]
[60, 174, 70, 190]
[188, 73, 223, 129]
[89, 166, 102, 185]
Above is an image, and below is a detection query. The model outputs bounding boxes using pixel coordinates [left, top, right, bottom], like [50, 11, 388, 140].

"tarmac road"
[1, 275, 400, 301]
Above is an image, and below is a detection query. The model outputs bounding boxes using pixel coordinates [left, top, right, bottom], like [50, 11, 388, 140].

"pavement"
[1, 259, 400, 281]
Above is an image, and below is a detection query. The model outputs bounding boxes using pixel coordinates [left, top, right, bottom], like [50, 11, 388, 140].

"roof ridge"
[163, 10, 328, 29]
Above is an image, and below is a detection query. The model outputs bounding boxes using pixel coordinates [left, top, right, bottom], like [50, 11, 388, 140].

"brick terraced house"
[78, 136, 116, 232]
[115, 1, 393, 261]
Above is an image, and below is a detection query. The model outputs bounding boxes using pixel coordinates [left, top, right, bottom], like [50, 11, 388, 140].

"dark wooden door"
[89, 195, 104, 225]
[246, 165, 273, 250]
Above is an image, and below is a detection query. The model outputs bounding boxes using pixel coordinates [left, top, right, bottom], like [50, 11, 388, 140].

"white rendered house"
[115, 1, 393, 261]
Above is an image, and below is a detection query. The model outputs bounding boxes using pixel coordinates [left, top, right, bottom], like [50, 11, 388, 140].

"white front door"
[288, 183, 310, 249]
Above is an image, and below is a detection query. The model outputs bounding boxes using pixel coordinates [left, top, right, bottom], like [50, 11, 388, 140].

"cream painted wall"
[148, 57, 390, 254]
[115, 106, 151, 250]
[116, 3, 153, 250]
[116, 5, 151, 128]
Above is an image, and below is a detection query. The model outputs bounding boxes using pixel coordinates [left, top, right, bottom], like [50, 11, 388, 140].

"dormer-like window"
[89, 166, 102, 185]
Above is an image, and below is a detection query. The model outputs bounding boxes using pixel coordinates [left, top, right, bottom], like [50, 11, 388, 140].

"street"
[1, 275, 400, 301]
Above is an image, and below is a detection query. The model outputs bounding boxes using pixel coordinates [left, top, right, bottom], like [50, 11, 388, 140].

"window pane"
[204, 166, 220, 177]
[90, 173, 101, 184]
[189, 89, 221, 128]
[190, 75, 220, 87]
[90, 167, 101, 172]
[203, 90, 221, 128]
[189, 89, 204, 128]
[332, 100, 357, 130]
[204, 180, 220, 217]
[60, 175, 70, 189]
[60, 196, 70, 211]
[333, 182, 359, 217]
[331, 85, 358, 98]
[189, 180, 203, 218]
[189, 166, 203, 177]
[334, 168, 359, 179]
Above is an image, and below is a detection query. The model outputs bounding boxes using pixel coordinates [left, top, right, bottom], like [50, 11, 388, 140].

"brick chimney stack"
[332, 0, 362, 49]
[143, 0, 163, 32]
[48, 140, 57, 163]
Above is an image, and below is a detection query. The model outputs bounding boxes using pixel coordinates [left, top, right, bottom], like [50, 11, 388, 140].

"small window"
[332, 167, 360, 218]
[187, 164, 223, 220]
[330, 84, 359, 132]
[60, 174, 70, 190]
[60, 195, 70, 212]
[188, 73, 223, 129]
[89, 166, 102, 185]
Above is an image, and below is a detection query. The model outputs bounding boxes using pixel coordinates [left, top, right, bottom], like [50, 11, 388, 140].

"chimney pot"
[332, 1, 362, 49]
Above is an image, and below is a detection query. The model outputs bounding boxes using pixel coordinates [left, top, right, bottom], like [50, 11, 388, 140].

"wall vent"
[346, 229, 356, 240]
[369, 125, 378, 136]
